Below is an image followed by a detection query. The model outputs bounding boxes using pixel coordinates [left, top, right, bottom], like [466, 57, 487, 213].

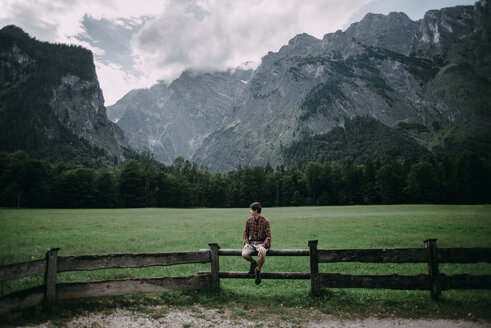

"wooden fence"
[309, 239, 491, 298]
[208, 239, 491, 298]
[1, 239, 490, 315]
[0, 248, 212, 315]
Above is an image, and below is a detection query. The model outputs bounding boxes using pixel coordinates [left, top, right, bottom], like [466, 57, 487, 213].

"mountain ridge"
[190, 0, 490, 171]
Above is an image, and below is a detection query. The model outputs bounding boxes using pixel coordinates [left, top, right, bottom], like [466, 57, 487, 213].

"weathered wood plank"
[215, 271, 310, 279]
[56, 274, 211, 300]
[319, 273, 430, 290]
[0, 259, 46, 282]
[57, 251, 210, 272]
[209, 244, 220, 292]
[0, 285, 45, 315]
[309, 240, 320, 296]
[317, 248, 428, 263]
[217, 249, 309, 256]
[440, 274, 491, 290]
[438, 248, 491, 263]
[45, 248, 59, 305]
[425, 239, 441, 300]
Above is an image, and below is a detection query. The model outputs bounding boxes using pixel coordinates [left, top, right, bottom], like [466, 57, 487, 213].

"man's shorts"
[243, 244, 268, 256]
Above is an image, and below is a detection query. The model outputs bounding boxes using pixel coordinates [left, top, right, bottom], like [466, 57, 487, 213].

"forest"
[1, 150, 490, 209]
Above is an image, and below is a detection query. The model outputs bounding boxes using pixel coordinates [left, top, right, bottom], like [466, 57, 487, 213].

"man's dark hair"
[250, 202, 262, 213]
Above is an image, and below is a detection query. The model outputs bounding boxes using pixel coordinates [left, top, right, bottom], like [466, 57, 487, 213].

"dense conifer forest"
[1, 150, 489, 208]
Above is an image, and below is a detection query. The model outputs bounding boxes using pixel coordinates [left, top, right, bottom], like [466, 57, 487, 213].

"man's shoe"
[248, 261, 257, 274]
[255, 268, 261, 285]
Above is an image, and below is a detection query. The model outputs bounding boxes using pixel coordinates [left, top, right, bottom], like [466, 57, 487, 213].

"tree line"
[0, 150, 490, 209]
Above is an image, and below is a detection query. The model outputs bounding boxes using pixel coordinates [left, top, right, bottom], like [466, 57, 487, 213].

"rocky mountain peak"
[288, 33, 319, 47]
[345, 11, 417, 55]
[275, 33, 320, 58]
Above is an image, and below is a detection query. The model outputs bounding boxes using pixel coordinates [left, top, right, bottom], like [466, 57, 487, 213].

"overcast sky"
[0, 0, 477, 106]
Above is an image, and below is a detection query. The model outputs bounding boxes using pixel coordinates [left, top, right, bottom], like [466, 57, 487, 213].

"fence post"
[425, 239, 441, 300]
[309, 240, 320, 296]
[45, 248, 60, 306]
[209, 243, 220, 292]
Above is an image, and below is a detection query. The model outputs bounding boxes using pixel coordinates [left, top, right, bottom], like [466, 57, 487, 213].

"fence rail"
[0, 259, 46, 282]
[57, 251, 211, 272]
[319, 273, 431, 290]
[438, 248, 491, 263]
[1, 239, 490, 315]
[217, 249, 310, 256]
[217, 271, 311, 279]
[317, 248, 428, 263]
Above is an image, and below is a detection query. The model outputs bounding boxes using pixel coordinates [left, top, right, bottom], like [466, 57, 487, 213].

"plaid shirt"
[243, 216, 271, 248]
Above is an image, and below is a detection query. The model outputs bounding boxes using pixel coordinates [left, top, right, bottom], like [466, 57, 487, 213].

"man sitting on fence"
[242, 202, 271, 285]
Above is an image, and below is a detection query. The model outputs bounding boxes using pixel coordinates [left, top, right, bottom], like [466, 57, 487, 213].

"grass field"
[1, 205, 490, 319]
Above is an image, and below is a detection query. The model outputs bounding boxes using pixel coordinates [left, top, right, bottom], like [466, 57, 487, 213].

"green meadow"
[0, 205, 490, 319]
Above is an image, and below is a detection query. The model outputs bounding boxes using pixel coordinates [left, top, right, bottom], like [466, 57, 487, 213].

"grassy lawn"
[0, 205, 490, 320]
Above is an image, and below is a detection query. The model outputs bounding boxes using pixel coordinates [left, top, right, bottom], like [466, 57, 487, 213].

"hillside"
[0, 25, 131, 167]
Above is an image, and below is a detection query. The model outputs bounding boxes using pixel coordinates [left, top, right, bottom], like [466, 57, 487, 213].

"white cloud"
[95, 61, 154, 106]
[131, 0, 373, 84]
[0, 0, 163, 43]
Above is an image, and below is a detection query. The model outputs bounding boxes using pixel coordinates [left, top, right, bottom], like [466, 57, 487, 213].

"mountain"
[191, 1, 491, 171]
[110, 1, 490, 171]
[107, 69, 252, 163]
[0, 25, 131, 167]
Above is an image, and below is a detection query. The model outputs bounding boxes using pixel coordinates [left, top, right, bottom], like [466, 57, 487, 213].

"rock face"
[111, 1, 491, 171]
[345, 12, 419, 56]
[0, 25, 130, 165]
[191, 0, 491, 171]
[107, 69, 252, 164]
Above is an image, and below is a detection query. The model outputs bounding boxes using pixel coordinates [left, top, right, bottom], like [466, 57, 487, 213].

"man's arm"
[243, 220, 250, 245]
[263, 220, 271, 248]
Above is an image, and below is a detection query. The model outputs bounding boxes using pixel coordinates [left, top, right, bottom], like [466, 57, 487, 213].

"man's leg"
[242, 245, 257, 274]
[255, 246, 267, 285]
[242, 245, 255, 262]
[256, 246, 267, 271]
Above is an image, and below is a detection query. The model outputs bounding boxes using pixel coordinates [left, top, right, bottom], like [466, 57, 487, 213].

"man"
[242, 202, 271, 285]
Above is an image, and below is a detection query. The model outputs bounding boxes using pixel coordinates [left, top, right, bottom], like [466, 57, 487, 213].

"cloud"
[131, 0, 373, 83]
[0, 0, 162, 43]
[95, 61, 154, 106]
